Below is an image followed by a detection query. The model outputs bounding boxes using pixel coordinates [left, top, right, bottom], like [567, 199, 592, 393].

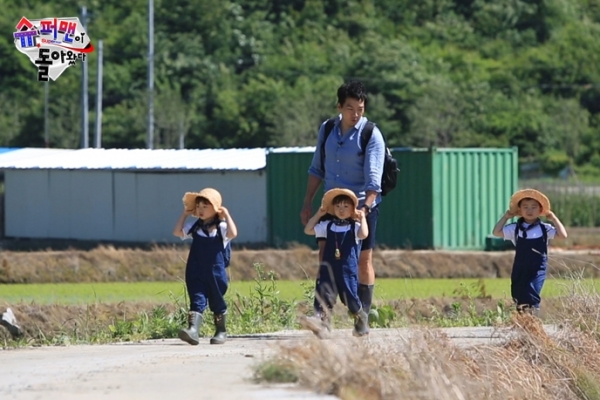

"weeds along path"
[1, 325, 557, 400]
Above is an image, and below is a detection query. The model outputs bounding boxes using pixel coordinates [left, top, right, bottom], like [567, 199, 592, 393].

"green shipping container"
[267, 147, 518, 250]
[267, 148, 323, 248]
[378, 147, 519, 249]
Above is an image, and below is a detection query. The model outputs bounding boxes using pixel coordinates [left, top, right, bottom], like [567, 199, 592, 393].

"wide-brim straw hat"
[321, 188, 358, 215]
[509, 189, 551, 216]
[182, 188, 222, 217]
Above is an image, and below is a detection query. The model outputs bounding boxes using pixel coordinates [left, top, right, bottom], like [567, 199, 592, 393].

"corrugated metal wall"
[267, 147, 518, 250]
[5, 170, 268, 244]
[377, 149, 433, 249]
[432, 148, 518, 249]
[5, 170, 114, 239]
[267, 151, 322, 247]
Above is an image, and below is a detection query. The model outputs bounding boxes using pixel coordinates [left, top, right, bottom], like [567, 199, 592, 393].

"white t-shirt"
[182, 220, 231, 248]
[503, 222, 556, 246]
[314, 220, 362, 245]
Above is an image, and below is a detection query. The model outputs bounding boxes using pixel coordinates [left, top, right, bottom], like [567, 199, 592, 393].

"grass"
[1, 278, 597, 305]
[0, 264, 304, 345]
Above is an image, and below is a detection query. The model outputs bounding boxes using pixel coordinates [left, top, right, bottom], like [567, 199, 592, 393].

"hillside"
[1, 0, 599, 177]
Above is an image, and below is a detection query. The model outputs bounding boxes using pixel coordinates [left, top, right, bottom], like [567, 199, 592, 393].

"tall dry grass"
[255, 259, 600, 400]
[2, 243, 600, 283]
[256, 312, 600, 399]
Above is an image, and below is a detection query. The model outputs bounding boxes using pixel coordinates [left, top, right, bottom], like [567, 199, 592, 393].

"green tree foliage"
[0, 0, 599, 177]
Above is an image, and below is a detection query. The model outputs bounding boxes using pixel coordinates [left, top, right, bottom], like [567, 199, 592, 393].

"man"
[300, 80, 385, 318]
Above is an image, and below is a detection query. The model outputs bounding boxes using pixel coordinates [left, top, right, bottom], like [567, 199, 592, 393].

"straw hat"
[509, 189, 551, 216]
[182, 188, 222, 217]
[321, 188, 358, 215]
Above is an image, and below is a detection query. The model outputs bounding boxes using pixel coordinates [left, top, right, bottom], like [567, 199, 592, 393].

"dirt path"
[1, 326, 557, 400]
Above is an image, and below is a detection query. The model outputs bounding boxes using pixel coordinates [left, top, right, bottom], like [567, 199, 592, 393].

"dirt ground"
[1, 245, 600, 284]
[1, 227, 598, 283]
[0, 325, 558, 400]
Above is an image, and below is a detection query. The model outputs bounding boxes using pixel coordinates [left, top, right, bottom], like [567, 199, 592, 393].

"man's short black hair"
[337, 80, 368, 108]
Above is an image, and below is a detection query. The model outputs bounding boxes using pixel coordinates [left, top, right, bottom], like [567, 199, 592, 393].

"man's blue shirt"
[308, 115, 385, 207]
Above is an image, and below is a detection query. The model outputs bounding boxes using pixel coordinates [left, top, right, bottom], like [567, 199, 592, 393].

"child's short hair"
[518, 197, 542, 208]
[195, 196, 212, 206]
[332, 194, 354, 206]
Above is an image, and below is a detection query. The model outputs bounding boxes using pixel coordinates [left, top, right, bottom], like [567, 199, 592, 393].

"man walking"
[300, 80, 385, 317]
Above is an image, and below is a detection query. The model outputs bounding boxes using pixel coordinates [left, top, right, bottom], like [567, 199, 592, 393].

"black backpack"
[320, 118, 399, 196]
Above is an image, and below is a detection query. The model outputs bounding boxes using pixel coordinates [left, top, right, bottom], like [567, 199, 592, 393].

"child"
[492, 189, 567, 316]
[302, 188, 370, 337]
[173, 188, 238, 345]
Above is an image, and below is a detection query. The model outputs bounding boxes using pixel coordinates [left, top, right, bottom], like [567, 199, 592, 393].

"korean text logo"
[13, 16, 94, 81]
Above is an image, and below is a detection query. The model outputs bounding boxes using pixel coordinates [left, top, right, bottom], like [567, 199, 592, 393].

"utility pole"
[94, 40, 103, 148]
[81, 6, 89, 148]
[147, 0, 154, 149]
[44, 81, 49, 147]
[178, 119, 184, 149]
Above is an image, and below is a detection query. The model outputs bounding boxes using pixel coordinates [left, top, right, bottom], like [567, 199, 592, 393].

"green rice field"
[1, 278, 598, 305]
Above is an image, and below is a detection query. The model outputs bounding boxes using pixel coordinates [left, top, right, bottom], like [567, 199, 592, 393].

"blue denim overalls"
[185, 220, 228, 314]
[511, 218, 548, 309]
[314, 220, 362, 314]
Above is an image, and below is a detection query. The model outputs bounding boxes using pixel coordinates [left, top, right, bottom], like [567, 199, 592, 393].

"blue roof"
[0, 147, 19, 155]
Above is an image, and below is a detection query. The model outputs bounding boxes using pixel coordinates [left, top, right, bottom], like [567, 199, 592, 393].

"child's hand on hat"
[546, 211, 557, 221]
[504, 210, 516, 219]
[183, 207, 194, 216]
[354, 209, 366, 220]
[316, 207, 327, 217]
[218, 206, 231, 219]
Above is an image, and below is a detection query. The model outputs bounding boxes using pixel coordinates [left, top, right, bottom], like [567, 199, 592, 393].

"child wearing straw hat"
[492, 189, 567, 316]
[301, 188, 370, 337]
[172, 188, 238, 345]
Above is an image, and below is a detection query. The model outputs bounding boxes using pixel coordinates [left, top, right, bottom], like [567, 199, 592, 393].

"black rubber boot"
[178, 311, 202, 345]
[358, 284, 374, 314]
[210, 314, 227, 345]
[1, 308, 23, 340]
[352, 309, 370, 337]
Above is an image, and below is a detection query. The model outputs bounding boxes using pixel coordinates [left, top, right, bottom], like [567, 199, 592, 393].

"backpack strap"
[215, 220, 224, 241]
[326, 220, 335, 236]
[214, 220, 232, 268]
[514, 218, 522, 244]
[360, 122, 376, 155]
[540, 222, 548, 243]
[320, 118, 337, 174]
